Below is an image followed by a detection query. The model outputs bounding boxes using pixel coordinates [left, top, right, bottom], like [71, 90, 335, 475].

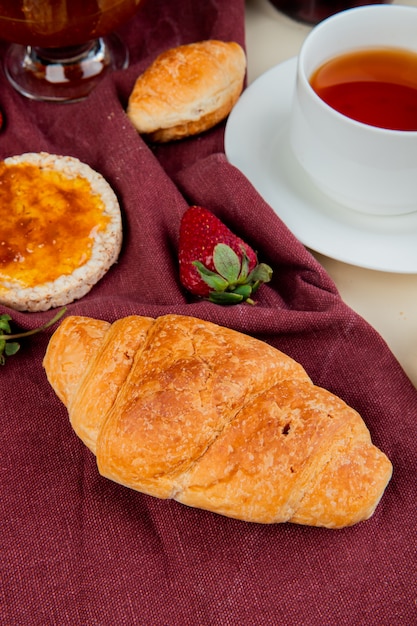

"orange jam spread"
[0, 162, 110, 288]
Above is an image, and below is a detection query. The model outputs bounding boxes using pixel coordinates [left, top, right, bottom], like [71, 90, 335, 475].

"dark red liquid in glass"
[268, 0, 391, 25]
[310, 47, 417, 131]
[0, 0, 140, 47]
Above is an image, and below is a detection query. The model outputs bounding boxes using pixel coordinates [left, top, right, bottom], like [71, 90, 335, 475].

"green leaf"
[237, 248, 250, 282]
[192, 261, 216, 277]
[232, 284, 253, 299]
[247, 263, 273, 285]
[203, 274, 229, 291]
[0, 338, 7, 366]
[193, 261, 229, 291]
[0, 314, 12, 333]
[0, 306, 67, 365]
[5, 342, 19, 356]
[208, 291, 245, 304]
[212, 244, 241, 283]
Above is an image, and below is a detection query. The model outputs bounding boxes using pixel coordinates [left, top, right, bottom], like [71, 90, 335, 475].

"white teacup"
[289, 4, 417, 216]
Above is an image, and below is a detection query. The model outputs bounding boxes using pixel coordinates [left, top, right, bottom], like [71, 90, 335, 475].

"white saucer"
[225, 57, 417, 273]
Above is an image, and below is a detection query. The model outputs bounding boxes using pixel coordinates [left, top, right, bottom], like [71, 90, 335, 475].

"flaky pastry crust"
[43, 314, 392, 528]
[127, 40, 246, 142]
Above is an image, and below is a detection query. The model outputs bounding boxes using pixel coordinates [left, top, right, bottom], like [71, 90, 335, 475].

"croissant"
[43, 314, 392, 528]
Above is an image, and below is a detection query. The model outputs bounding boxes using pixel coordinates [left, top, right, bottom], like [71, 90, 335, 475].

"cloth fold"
[1, 1, 416, 624]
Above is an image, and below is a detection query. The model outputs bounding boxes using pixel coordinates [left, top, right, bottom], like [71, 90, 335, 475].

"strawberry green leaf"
[192, 261, 229, 291]
[248, 263, 273, 285]
[232, 284, 253, 299]
[208, 291, 245, 304]
[208, 283, 257, 305]
[212, 244, 241, 283]
[237, 247, 250, 282]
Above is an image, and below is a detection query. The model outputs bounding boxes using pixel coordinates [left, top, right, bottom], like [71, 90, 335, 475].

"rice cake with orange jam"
[0, 152, 122, 312]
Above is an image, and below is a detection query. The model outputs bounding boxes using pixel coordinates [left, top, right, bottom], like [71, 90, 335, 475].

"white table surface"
[244, 0, 417, 388]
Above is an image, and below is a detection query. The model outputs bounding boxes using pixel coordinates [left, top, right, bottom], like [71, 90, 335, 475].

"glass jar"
[268, 0, 392, 25]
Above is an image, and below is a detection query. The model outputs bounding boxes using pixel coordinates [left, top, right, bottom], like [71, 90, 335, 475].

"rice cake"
[0, 152, 122, 312]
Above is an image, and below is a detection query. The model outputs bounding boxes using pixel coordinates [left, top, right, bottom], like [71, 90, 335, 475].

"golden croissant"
[43, 314, 392, 528]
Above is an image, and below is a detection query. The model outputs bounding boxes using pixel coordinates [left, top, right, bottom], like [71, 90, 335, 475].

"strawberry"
[178, 205, 272, 304]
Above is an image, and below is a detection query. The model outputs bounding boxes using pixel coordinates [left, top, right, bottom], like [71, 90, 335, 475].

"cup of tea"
[289, 4, 417, 215]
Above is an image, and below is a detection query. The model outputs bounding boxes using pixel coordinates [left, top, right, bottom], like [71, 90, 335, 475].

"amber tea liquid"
[310, 47, 417, 131]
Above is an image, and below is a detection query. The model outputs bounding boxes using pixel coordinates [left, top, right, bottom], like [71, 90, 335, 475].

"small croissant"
[43, 314, 392, 528]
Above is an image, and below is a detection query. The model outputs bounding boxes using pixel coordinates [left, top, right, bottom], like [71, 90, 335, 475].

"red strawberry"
[178, 205, 272, 304]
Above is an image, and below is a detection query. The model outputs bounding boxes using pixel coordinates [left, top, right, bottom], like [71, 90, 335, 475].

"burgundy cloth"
[1, 1, 416, 624]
